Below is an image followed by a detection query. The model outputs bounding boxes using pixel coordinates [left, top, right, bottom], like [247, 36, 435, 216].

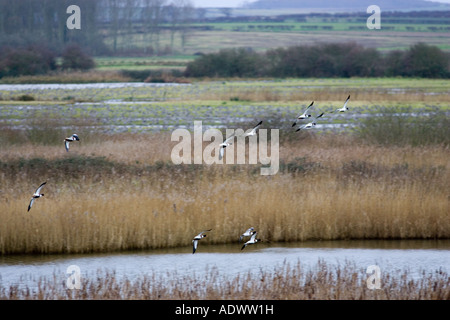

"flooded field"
[1, 80, 449, 133]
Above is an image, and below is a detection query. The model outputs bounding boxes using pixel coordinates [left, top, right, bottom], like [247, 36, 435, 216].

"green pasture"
[94, 56, 195, 71]
[98, 13, 450, 57]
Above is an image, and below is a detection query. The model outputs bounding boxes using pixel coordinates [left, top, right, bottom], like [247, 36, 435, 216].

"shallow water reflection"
[0, 240, 449, 292]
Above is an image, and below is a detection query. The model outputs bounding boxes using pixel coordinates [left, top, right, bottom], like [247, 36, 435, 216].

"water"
[1, 240, 448, 293]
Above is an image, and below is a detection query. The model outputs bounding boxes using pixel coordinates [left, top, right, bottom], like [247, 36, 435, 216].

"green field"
[99, 13, 450, 59]
[90, 13, 450, 74]
[94, 56, 195, 71]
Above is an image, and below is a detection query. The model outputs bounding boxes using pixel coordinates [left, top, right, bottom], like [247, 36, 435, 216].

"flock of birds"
[27, 134, 80, 212]
[192, 227, 261, 254]
[26, 95, 351, 252]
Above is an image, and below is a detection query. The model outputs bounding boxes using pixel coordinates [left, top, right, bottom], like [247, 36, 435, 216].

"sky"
[190, 0, 450, 8]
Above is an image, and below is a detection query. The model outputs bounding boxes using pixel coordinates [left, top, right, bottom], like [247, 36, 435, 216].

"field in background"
[91, 11, 450, 73]
[101, 13, 450, 58]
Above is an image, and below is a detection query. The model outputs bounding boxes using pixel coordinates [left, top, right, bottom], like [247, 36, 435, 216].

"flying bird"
[241, 231, 261, 251]
[219, 134, 235, 160]
[239, 227, 255, 243]
[64, 134, 80, 152]
[331, 95, 351, 113]
[192, 229, 212, 254]
[295, 112, 324, 132]
[28, 181, 46, 212]
[292, 101, 314, 127]
[243, 121, 263, 137]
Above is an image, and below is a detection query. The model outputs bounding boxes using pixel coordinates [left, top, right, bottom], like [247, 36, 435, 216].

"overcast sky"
[189, 0, 450, 8]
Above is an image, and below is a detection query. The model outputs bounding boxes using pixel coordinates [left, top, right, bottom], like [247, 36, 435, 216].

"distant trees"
[401, 43, 450, 78]
[0, 44, 95, 78]
[0, 46, 57, 78]
[263, 42, 382, 77]
[0, 0, 195, 56]
[0, 0, 103, 55]
[184, 48, 266, 77]
[185, 42, 450, 78]
[61, 44, 96, 70]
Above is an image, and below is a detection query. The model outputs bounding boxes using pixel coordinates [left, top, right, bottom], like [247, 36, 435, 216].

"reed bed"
[193, 86, 450, 104]
[1, 260, 448, 300]
[0, 133, 448, 254]
[0, 70, 133, 84]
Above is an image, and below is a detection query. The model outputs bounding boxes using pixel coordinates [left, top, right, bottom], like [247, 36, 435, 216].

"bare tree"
[142, 0, 166, 55]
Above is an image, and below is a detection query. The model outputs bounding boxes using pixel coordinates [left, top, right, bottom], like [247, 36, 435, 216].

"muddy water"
[0, 240, 448, 292]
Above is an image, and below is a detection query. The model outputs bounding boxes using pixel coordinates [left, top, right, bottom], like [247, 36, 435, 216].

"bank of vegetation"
[0, 107, 448, 255]
[185, 42, 450, 79]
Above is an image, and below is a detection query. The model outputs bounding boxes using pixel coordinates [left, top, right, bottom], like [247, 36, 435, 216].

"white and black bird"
[64, 134, 80, 152]
[239, 227, 255, 243]
[219, 134, 235, 160]
[243, 121, 263, 137]
[192, 229, 212, 254]
[295, 112, 324, 132]
[292, 101, 314, 127]
[331, 95, 351, 113]
[28, 181, 46, 212]
[241, 231, 261, 250]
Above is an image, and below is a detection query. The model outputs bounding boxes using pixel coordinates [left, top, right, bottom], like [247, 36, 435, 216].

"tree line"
[184, 42, 450, 78]
[0, 0, 195, 56]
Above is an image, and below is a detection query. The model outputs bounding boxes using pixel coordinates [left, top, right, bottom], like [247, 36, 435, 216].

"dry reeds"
[0, 70, 132, 84]
[0, 133, 448, 255]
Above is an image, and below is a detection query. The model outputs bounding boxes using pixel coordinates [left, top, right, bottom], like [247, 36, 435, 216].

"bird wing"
[305, 101, 314, 111]
[192, 240, 198, 254]
[252, 121, 262, 131]
[315, 112, 324, 120]
[28, 198, 34, 212]
[35, 182, 46, 195]
[65, 140, 70, 152]
[224, 134, 235, 144]
[250, 232, 258, 242]
[219, 146, 224, 160]
[342, 95, 350, 109]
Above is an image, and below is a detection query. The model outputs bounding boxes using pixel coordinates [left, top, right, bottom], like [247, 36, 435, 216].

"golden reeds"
[0, 133, 448, 254]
